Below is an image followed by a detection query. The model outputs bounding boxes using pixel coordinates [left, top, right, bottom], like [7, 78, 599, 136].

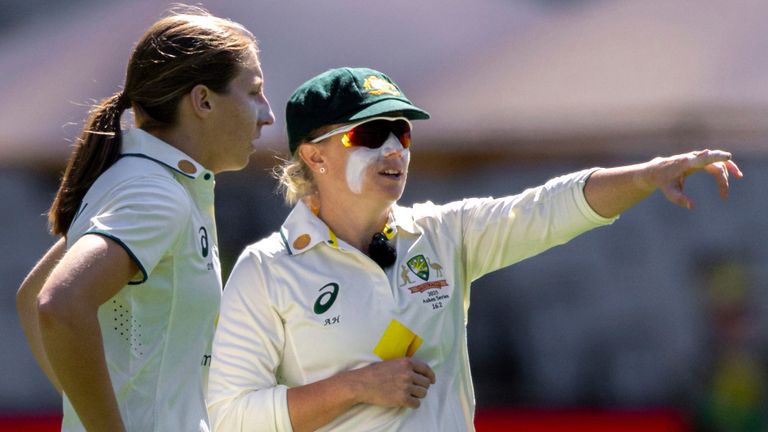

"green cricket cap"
[286, 67, 430, 154]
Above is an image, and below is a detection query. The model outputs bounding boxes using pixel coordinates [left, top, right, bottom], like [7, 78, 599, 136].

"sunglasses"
[310, 116, 412, 150]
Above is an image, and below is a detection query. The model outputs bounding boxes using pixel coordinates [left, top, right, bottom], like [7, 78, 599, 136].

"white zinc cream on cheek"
[345, 133, 410, 194]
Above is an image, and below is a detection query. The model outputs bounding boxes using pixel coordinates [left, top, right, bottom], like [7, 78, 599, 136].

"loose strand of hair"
[48, 93, 126, 235]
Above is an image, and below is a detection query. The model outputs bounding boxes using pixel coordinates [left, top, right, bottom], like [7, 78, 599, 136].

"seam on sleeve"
[82, 231, 148, 284]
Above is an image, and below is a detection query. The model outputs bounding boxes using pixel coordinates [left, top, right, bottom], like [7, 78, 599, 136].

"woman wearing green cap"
[207, 67, 742, 431]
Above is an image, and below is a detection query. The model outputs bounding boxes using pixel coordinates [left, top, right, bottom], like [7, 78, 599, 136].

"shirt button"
[293, 234, 311, 250]
[177, 160, 197, 174]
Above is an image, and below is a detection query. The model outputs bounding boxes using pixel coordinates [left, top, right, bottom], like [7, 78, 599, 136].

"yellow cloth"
[373, 319, 423, 360]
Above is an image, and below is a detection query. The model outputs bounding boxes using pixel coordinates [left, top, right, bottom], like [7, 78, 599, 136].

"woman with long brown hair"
[16, 7, 274, 431]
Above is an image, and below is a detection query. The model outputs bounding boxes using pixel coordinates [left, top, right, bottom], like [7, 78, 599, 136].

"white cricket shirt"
[63, 128, 222, 432]
[208, 169, 616, 431]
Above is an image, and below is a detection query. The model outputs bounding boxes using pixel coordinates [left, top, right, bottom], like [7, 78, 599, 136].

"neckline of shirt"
[280, 201, 419, 256]
[120, 128, 214, 182]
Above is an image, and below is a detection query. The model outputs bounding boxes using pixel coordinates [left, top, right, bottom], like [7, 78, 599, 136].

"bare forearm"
[286, 358, 435, 431]
[36, 235, 137, 432]
[39, 307, 125, 432]
[583, 163, 656, 218]
[287, 371, 359, 432]
[16, 238, 66, 393]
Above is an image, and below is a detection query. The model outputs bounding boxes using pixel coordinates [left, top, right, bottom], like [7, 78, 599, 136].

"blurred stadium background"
[1, 0, 766, 430]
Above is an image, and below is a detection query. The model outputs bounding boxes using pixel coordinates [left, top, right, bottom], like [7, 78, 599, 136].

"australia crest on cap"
[363, 75, 401, 96]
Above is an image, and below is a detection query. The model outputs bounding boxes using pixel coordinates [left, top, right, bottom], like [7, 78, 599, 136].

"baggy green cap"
[286, 67, 430, 154]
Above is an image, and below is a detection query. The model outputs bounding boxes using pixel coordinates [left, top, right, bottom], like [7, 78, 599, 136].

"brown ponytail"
[48, 92, 128, 235]
[46, 6, 257, 235]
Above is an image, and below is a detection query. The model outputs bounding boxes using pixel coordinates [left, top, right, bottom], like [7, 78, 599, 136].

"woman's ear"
[297, 143, 326, 175]
[189, 84, 213, 118]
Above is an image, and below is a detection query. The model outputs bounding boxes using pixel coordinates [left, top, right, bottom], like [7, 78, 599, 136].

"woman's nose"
[381, 133, 405, 156]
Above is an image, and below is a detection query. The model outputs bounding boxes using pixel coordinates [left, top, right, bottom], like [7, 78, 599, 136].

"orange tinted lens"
[392, 121, 411, 149]
[346, 120, 411, 149]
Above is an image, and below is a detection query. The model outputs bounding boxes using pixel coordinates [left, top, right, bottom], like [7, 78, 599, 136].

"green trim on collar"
[120, 128, 211, 180]
[279, 228, 294, 256]
[120, 154, 197, 179]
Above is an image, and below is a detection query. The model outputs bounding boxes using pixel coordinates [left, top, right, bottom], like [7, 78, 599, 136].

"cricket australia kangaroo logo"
[402, 254, 449, 294]
[407, 255, 430, 281]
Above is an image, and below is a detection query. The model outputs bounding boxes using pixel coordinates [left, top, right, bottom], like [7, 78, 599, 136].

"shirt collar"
[279, 201, 333, 255]
[280, 200, 420, 256]
[391, 203, 418, 235]
[120, 128, 212, 180]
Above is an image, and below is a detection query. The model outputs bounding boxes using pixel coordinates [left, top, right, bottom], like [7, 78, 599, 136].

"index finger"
[410, 358, 436, 384]
[690, 150, 732, 168]
[693, 150, 743, 179]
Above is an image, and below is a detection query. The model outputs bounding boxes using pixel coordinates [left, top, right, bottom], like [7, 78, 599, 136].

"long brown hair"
[48, 6, 257, 235]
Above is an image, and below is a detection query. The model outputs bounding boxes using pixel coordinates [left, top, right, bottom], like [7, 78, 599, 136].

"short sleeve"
[75, 176, 192, 284]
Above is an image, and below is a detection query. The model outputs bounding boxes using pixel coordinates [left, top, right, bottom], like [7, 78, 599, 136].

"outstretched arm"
[584, 149, 743, 218]
[16, 237, 66, 394]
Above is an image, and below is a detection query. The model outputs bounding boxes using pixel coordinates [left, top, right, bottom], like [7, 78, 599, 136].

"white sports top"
[209, 168, 616, 431]
[63, 129, 221, 432]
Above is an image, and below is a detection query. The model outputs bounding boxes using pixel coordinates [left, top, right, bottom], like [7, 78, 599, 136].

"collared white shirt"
[208, 169, 616, 432]
[63, 128, 221, 432]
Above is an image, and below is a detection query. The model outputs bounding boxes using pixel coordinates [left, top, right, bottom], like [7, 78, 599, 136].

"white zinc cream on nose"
[345, 133, 409, 194]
